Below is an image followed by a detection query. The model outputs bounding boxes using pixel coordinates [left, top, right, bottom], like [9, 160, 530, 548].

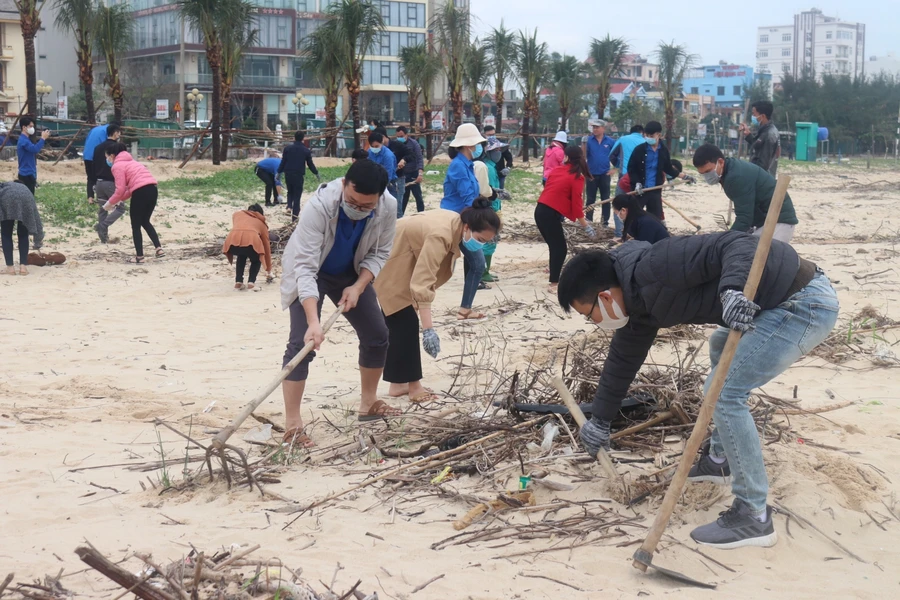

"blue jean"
[612, 184, 627, 237]
[459, 241, 485, 309]
[706, 273, 839, 513]
[389, 178, 401, 217]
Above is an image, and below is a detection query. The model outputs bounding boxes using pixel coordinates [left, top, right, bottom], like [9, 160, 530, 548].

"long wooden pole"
[52, 100, 107, 166]
[632, 174, 791, 572]
[551, 376, 619, 481]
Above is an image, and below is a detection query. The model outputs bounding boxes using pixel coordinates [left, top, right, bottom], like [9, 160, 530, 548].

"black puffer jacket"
[593, 231, 801, 421]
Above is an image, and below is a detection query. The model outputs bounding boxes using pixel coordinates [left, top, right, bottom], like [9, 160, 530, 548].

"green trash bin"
[795, 122, 818, 162]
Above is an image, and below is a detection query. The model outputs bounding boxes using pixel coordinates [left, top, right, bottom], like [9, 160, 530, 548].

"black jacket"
[92, 139, 118, 180]
[627, 142, 679, 188]
[388, 139, 412, 175]
[399, 137, 424, 178]
[744, 122, 780, 176]
[279, 142, 318, 176]
[592, 231, 801, 421]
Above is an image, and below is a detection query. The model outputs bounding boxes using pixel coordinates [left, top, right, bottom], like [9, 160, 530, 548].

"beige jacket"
[374, 209, 462, 316]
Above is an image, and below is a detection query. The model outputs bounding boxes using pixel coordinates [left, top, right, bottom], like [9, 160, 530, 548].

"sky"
[470, 0, 897, 70]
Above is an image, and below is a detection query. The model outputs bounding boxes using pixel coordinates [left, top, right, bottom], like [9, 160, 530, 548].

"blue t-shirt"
[644, 146, 659, 189]
[440, 154, 479, 213]
[611, 132, 645, 171]
[368, 147, 397, 182]
[629, 214, 670, 244]
[257, 157, 283, 185]
[319, 207, 371, 275]
[83, 125, 109, 162]
[586, 134, 615, 175]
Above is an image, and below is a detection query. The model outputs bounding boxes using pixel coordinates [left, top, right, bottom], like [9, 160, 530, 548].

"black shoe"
[688, 441, 732, 485]
[265, 201, 273, 207]
[690, 499, 778, 549]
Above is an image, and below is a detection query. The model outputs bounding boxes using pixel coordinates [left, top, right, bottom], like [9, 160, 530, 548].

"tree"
[302, 21, 343, 156]
[513, 28, 548, 162]
[485, 22, 515, 133]
[15, 0, 44, 116]
[54, 0, 97, 123]
[463, 42, 490, 130]
[431, 1, 470, 132]
[327, 0, 384, 149]
[400, 44, 426, 130]
[219, 0, 257, 161]
[550, 54, 583, 131]
[419, 46, 441, 159]
[587, 35, 628, 120]
[656, 41, 697, 147]
[95, 4, 133, 122]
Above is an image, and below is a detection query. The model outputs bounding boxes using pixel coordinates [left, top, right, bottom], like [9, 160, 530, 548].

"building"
[619, 54, 659, 87]
[682, 63, 755, 108]
[606, 82, 646, 116]
[34, 3, 81, 112]
[868, 53, 900, 79]
[0, 0, 29, 117]
[757, 8, 865, 83]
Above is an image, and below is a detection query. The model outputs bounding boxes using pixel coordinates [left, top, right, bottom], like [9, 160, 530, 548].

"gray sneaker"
[690, 499, 778, 549]
[688, 443, 732, 485]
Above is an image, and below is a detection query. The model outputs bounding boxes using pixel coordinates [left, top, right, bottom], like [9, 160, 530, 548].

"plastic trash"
[540, 423, 559, 452]
[243, 424, 273, 443]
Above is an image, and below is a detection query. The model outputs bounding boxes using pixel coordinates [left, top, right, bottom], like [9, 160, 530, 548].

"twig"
[213, 544, 260, 571]
[411, 574, 445, 594]
[134, 554, 190, 600]
[0, 573, 13, 597]
[518, 572, 584, 592]
[774, 503, 867, 563]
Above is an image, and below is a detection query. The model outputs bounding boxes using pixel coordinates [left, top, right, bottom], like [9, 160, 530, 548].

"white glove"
[634, 183, 644, 196]
[102, 202, 115, 212]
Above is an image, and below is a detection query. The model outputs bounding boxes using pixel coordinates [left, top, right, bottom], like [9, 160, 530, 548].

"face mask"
[341, 199, 372, 221]
[751, 116, 759, 126]
[645, 137, 658, 146]
[26, 127, 35, 135]
[368, 125, 376, 131]
[702, 161, 722, 185]
[488, 150, 502, 163]
[396, 136, 406, 143]
[472, 145, 484, 159]
[106, 158, 114, 167]
[370, 146, 381, 154]
[596, 295, 630, 331]
[462, 229, 485, 251]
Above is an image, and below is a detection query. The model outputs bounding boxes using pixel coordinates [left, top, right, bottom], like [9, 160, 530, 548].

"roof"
[0, 0, 17, 18]
[609, 83, 631, 94]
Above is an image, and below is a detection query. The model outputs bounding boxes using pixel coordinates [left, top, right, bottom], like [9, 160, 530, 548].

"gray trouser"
[95, 180, 125, 232]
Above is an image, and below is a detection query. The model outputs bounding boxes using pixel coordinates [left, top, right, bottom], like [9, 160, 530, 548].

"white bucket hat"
[450, 123, 487, 148]
[553, 131, 568, 144]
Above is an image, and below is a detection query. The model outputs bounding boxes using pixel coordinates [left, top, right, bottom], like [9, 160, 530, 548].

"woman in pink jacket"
[542, 130, 568, 184]
[102, 143, 162, 263]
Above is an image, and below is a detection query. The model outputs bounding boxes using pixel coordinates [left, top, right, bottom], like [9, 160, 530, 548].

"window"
[733, 85, 741, 95]
[363, 60, 402, 86]
[39, 54, 47, 59]
[406, 3, 418, 27]
[648, 70, 653, 79]
[825, 46, 832, 55]
[837, 30, 853, 40]
[297, 0, 308, 11]
[635, 66, 642, 77]
[758, 49, 768, 58]
[782, 48, 790, 57]
[380, 32, 391, 55]
[716, 86, 725, 96]
[758, 63, 767, 71]
[690, 86, 698, 94]
[826, 31, 832, 39]
[759, 34, 769, 43]
[782, 33, 791, 42]
[380, 62, 391, 84]
[782, 63, 790, 72]
[380, 0, 390, 24]
[824, 62, 832, 71]
[256, 15, 292, 49]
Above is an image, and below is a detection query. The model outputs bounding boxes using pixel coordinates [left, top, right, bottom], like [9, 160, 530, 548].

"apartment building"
[619, 54, 659, 87]
[757, 8, 865, 84]
[682, 63, 754, 107]
[0, 0, 28, 116]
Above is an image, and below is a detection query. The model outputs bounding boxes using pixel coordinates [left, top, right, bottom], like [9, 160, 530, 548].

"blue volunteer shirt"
[368, 147, 397, 182]
[257, 157, 283, 185]
[586, 134, 615, 175]
[440, 154, 479, 213]
[319, 208, 372, 275]
[611, 132, 645, 171]
[83, 124, 108, 162]
[17, 134, 46, 177]
[644, 146, 659, 189]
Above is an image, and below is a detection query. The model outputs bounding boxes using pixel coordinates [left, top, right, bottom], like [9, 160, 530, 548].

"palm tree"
[399, 44, 426, 130]
[550, 54, 583, 131]
[418, 46, 441, 159]
[15, 0, 44, 115]
[463, 42, 490, 130]
[485, 22, 515, 133]
[513, 29, 548, 162]
[326, 0, 384, 149]
[219, 0, 257, 162]
[656, 41, 697, 146]
[95, 4, 133, 122]
[431, 1, 470, 132]
[302, 22, 343, 156]
[54, 0, 97, 122]
[587, 35, 628, 120]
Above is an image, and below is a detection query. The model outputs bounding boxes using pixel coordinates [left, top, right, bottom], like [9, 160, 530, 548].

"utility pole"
[895, 100, 899, 162]
[179, 17, 186, 127]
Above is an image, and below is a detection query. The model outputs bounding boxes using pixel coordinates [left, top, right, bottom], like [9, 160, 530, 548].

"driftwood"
[75, 545, 176, 600]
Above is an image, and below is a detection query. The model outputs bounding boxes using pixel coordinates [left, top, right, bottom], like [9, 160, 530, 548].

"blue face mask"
[462, 229, 485, 251]
[368, 125, 376, 131]
[106, 158, 114, 167]
[751, 116, 759, 126]
[370, 146, 382, 154]
[396, 136, 406, 143]
[472, 145, 484, 159]
[645, 137, 658, 146]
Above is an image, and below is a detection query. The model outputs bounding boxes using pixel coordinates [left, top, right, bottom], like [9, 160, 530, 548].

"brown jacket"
[374, 209, 463, 316]
[222, 210, 273, 272]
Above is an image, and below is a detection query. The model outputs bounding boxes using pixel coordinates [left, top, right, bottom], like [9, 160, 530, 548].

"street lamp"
[291, 91, 309, 129]
[36, 80, 52, 117]
[186, 88, 204, 125]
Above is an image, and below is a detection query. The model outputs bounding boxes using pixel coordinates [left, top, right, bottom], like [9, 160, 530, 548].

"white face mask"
[26, 126, 35, 135]
[596, 295, 630, 330]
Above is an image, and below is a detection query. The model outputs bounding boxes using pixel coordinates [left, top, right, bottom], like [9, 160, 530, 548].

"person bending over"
[610, 194, 669, 244]
[223, 203, 273, 290]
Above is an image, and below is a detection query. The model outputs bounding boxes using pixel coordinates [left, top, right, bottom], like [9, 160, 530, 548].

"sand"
[1, 156, 900, 599]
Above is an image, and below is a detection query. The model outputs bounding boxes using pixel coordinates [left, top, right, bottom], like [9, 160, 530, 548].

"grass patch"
[37, 182, 96, 229]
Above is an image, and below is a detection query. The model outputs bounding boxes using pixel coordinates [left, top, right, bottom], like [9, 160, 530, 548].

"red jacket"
[538, 166, 585, 221]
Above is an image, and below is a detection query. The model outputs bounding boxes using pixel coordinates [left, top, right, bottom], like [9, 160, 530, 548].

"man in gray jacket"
[279, 159, 398, 446]
[739, 101, 780, 176]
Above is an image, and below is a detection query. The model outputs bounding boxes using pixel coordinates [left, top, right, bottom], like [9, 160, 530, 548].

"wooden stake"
[551, 376, 618, 481]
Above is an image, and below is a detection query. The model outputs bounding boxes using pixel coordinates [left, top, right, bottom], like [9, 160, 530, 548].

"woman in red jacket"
[534, 145, 597, 292]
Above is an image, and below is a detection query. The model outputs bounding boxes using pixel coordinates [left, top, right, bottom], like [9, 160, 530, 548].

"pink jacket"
[107, 152, 158, 205]
[543, 143, 565, 180]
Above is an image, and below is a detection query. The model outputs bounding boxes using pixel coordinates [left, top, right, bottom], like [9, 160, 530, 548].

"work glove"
[579, 417, 611, 456]
[634, 182, 644, 196]
[102, 202, 115, 213]
[422, 328, 441, 358]
[315, 173, 322, 182]
[496, 189, 511, 201]
[682, 174, 696, 185]
[500, 168, 511, 177]
[720, 289, 760, 332]
[584, 225, 597, 239]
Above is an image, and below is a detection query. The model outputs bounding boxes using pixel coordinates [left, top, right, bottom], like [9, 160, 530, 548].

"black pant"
[642, 189, 663, 220]
[256, 167, 277, 204]
[85, 160, 96, 200]
[402, 182, 424, 214]
[229, 245, 261, 283]
[17, 175, 36, 196]
[284, 171, 304, 219]
[0, 220, 28, 266]
[585, 173, 611, 224]
[383, 305, 422, 384]
[130, 184, 161, 257]
[534, 202, 567, 284]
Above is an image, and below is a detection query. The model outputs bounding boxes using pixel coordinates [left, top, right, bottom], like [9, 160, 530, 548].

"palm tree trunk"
[473, 95, 482, 130]
[422, 104, 433, 160]
[219, 84, 232, 162]
[208, 47, 222, 165]
[326, 92, 338, 157]
[559, 101, 568, 131]
[348, 69, 361, 149]
[521, 113, 530, 163]
[78, 44, 96, 123]
[22, 17, 38, 115]
[450, 87, 463, 132]
[665, 104, 675, 148]
[495, 83, 504, 132]
[407, 89, 418, 130]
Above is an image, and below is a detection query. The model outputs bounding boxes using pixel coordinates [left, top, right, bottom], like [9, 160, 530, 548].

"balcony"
[158, 73, 298, 90]
[0, 46, 13, 61]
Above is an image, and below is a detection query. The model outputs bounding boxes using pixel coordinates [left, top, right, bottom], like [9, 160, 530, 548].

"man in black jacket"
[91, 123, 124, 243]
[394, 126, 424, 216]
[278, 130, 320, 221]
[627, 121, 694, 220]
[557, 233, 839, 549]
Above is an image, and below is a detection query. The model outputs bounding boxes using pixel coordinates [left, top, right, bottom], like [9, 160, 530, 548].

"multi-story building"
[682, 63, 755, 108]
[868, 53, 900, 79]
[619, 54, 659, 88]
[0, 0, 30, 117]
[757, 8, 865, 83]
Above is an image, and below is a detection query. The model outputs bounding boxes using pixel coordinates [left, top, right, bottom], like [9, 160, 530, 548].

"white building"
[757, 8, 865, 84]
[868, 54, 900, 79]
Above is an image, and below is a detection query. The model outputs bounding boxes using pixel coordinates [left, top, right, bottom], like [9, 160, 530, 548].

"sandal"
[234, 282, 246, 291]
[358, 400, 402, 422]
[282, 427, 315, 448]
[457, 308, 486, 321]
[155, 248, 165, 258]
[127, 256, 145, 264]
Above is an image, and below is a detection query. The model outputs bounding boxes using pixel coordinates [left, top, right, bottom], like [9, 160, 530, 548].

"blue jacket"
[257, 158, 283, 185]
[586, 134, 615, 175]
[368, 147, 397, 182]
[440, 154, 479, 213]
[610, 132, 645, 172]
[83, 125, 108, 162]
[17, 134, 46, 177]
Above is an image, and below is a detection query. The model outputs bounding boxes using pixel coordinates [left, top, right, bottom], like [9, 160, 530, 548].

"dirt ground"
[2, 156, 900, 599]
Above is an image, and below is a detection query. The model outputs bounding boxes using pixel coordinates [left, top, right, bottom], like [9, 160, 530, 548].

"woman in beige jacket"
[374, 199, 500, 401]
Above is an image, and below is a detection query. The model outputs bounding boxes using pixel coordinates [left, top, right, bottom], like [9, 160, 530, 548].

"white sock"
[709, 454, 727, 465]
[753, 508, 768, 523]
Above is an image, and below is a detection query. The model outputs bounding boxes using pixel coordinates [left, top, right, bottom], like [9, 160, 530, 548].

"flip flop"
[127, 256, 145, 264]
[457, 309, 486, 321]
[358, 400, 401, 422]
[282, 427, 315, 448]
